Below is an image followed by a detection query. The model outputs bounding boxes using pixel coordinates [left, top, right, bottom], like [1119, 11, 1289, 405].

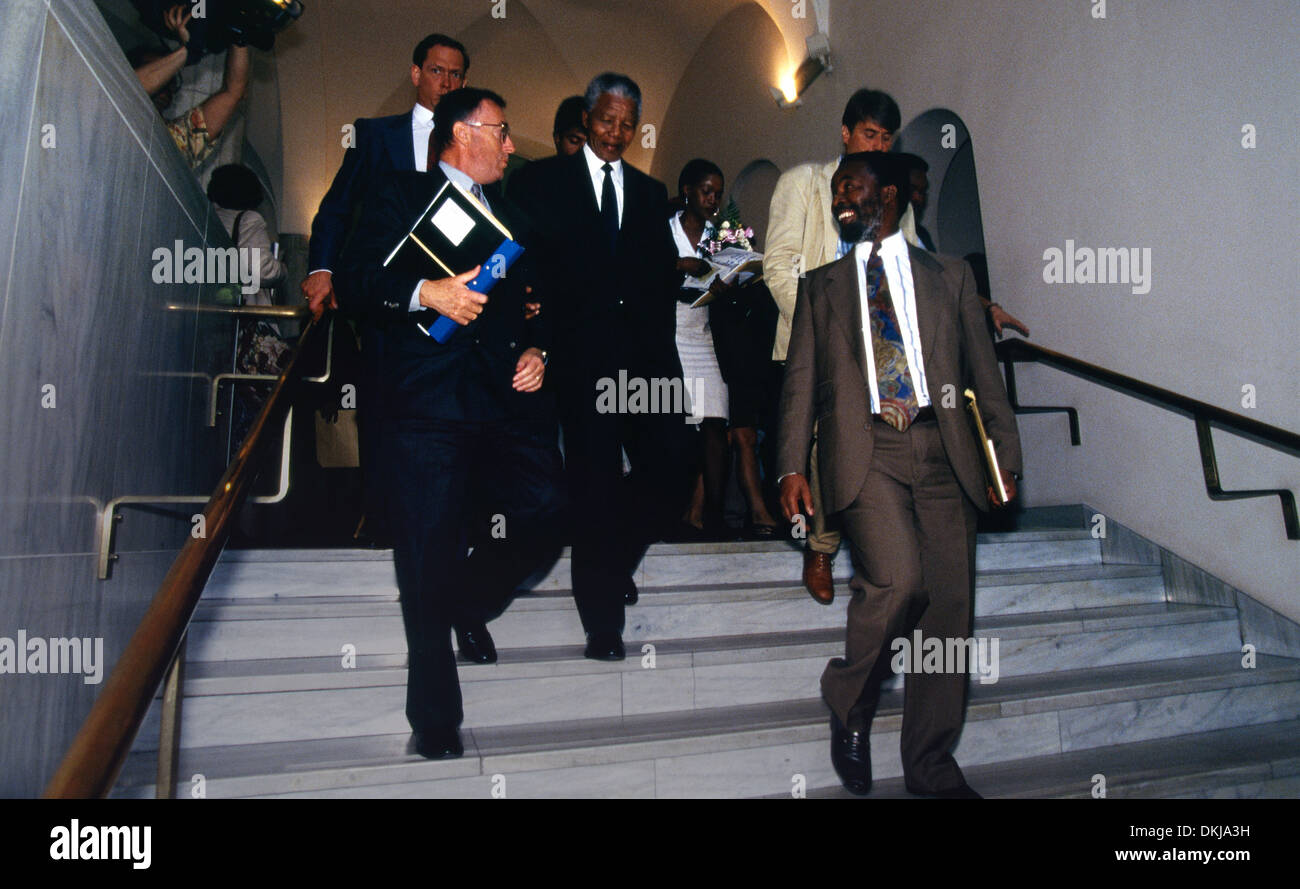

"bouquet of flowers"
[703, 199, 755, 255]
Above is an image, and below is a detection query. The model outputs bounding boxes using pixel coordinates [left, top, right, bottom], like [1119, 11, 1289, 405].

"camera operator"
[128, 4, 249, 170]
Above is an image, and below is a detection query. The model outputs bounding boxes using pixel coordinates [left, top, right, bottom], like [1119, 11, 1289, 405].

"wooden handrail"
[997, 338, 1299, 539]
[43, 316, 324, 798]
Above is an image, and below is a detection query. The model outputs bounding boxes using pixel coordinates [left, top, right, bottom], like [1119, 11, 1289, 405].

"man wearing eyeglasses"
[301, 33, 469, 550]
[336, 87, 564, 760]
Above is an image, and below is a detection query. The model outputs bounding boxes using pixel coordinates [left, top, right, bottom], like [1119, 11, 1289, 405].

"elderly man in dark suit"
[337, 87, 564, 759]
[509, 73, 695, 661]
[778, 152, 1022, 798]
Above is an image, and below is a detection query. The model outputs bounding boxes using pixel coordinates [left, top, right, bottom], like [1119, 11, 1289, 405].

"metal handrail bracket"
[207, 317, 335, 426]
[997, 338, 1300, 540]
[45, 317, 321, 798]
[97, 409, 295, 579]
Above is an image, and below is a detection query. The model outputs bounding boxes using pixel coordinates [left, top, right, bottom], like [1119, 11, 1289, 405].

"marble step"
[128, 618, 1275, 754]
[204, 530, 1104, 600]
[113, 655, 1300, 798]
[783, 717, 1300, 799]
[201, 561, 1164, 618]
[176, 601, 1240, 698]
[185, 566, 1174, 661]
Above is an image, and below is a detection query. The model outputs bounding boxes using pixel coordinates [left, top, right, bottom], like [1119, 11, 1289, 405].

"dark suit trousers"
[820, 415, 978, 792]
[559, 387, 697, 636]
[385, 416, 565, 733]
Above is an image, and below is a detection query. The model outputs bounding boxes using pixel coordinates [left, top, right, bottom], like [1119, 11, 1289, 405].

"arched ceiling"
[277, 0, 815, 232]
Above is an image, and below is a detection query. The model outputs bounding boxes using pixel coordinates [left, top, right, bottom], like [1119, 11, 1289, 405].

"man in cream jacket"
[765, 89, 914, 603]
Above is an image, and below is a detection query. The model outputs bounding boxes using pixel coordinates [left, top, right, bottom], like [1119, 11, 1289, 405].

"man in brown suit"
[777, 152, 1021, 798]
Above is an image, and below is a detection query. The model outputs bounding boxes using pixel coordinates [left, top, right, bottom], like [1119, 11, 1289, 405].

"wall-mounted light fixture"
[772, 33, 833, 108]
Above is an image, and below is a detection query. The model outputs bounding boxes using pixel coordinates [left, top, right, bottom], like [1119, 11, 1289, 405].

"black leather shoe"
[622, 577, 639, 605]
[583, 631, 626, 661]
[906, 782, 983, 799]
[412, 727, 463, 759]
[830, 713, 872, 796]
[455, 624, 497, 664]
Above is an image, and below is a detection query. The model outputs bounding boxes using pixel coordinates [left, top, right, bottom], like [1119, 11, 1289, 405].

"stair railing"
[996, 338, 1300, 540]
[43, 311, 327, 798]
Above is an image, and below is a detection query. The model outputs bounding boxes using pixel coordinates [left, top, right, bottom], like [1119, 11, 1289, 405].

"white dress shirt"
[855, 230, 931, 412]
[412, 102, 434, 173]
[582, 143, 624, 225]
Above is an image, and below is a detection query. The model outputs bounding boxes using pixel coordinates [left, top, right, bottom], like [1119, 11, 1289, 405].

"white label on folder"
[431, 199, 475, 246]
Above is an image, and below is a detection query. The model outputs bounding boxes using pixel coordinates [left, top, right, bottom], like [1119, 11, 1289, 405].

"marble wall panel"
[0, 1, 257, 796]
[0, 0, 47, 331]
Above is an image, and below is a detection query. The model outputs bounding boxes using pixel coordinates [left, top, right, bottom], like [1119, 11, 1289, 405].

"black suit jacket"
[336, 167, 552, 423]
[308, 111, 418, 271]
[508, 151, 682, 389]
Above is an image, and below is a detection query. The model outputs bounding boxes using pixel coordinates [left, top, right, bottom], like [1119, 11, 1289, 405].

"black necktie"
[600, 162, 619, 253]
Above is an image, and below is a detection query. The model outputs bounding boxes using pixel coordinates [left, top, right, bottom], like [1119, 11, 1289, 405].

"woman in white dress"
[671, 159, 732, 537]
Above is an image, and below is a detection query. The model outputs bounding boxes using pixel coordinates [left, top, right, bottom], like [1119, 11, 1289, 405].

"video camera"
[133, 0, 304, 56]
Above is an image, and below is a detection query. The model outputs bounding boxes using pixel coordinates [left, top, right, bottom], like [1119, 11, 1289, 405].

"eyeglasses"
[464, 121, 510, 142]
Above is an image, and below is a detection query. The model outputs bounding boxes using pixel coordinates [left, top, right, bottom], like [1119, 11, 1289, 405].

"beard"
[836, 203, 884, 245]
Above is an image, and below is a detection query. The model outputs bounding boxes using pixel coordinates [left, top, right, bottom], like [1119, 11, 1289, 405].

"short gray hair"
[583, 72, 642, 119]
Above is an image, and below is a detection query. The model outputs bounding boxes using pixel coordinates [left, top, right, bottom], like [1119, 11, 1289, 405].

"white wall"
[658, 0, 1300, 618]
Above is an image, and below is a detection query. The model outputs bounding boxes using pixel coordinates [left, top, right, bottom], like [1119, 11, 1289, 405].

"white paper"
[431, 199, 475, 246]
[683, 246, 763, 290]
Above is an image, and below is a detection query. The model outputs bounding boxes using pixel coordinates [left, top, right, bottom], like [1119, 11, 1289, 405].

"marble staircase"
[113, 508, 1300, 798]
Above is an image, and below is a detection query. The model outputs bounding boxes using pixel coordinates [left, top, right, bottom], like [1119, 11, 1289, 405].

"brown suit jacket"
[777, 244, 1022, 513]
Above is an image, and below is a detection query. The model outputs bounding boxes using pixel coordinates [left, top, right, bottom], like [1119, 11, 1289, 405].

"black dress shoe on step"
[905, 782, 983, 799]
[829, 713, 872, 796]
[412, 726, 463, 759]
[455, 624, 497, 664]
[583, 631, 626, 661]
[622, 578, 639, 605]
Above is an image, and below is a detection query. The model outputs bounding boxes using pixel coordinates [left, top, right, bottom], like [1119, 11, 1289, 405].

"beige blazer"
[764, 158, 917, 361]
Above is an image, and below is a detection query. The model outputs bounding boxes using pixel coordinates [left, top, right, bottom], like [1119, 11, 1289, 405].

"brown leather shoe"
[802, 550, 835, 604]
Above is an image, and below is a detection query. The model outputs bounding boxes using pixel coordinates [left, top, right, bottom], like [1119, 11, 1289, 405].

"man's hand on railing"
[302, 270, 338, 320]
[986, 300, 1030, 338]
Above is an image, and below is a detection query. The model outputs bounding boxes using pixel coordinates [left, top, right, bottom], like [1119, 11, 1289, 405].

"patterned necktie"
[600, 162, 619, 253]
[865, 244, 920, 432]
[471, 182, 489, 213]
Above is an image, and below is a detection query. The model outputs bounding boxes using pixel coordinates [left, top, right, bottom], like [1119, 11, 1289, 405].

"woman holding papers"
[670, 159, 730, 538]
[670, 159, 780, 539]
